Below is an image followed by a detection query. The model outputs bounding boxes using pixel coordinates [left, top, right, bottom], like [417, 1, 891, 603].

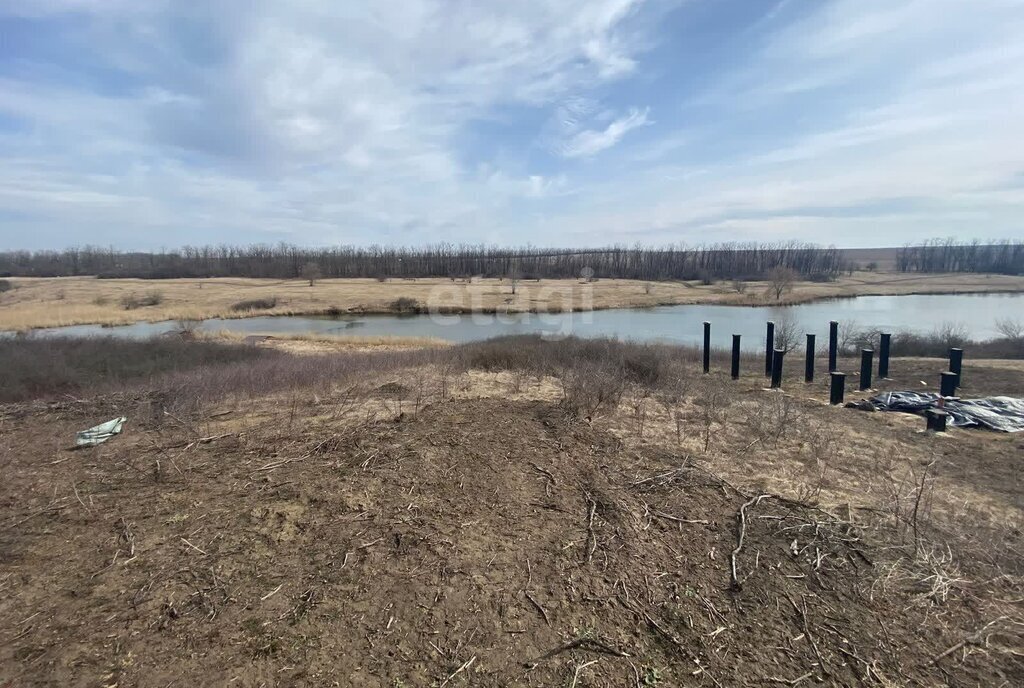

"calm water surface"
[19, 293, 1023, 350]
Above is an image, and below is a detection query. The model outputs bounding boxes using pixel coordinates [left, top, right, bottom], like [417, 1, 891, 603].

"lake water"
[18, 293, 1023, 350]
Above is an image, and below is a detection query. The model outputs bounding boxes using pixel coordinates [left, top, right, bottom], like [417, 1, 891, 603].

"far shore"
[2, 271, 1024, 332]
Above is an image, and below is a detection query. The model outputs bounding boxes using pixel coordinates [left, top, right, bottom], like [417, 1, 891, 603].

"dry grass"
[200, 330, 451, 354]
[4, 270, 1024, 330]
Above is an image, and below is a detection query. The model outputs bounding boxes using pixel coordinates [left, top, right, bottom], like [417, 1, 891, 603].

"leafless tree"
[768, 267, 797, 301]
[996, 318, 1024, 341]
[0, 241, 849, 281]
[772, 312, 801, 353]
[301, 262, 322, 286]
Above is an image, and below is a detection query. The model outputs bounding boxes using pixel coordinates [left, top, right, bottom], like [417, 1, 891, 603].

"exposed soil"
[2, 395, 1021, 686]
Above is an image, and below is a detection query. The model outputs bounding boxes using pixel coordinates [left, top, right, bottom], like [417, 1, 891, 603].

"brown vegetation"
[4, 270, 1024, 331]
[1, 335, 1021, 686]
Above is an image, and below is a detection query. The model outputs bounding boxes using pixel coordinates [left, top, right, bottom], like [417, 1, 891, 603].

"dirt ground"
[1, 355, 1022, 686]
[4, 270, 1024, 331]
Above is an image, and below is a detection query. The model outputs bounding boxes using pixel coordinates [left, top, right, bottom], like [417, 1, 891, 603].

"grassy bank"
[3, 271, 1024, 331]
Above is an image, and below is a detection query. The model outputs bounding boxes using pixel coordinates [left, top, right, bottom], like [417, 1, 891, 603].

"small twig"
[570, 660, 598, 688]
[180, 537, 208, 555]
[929, 616, 1008, 665]
[439, 655, 475, 687]
[730, 494, 772, 589]
[584, 493, 598, 563]
[260, 584, 283, 602]
[766, 672, 813, 685]
[72, 482, 91, 513]
[646, 505, 709, 525]
[525, 591, 550, 625]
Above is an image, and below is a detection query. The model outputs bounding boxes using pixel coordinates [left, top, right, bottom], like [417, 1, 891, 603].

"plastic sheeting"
[76, 416, 127, 446]
[855, 392, 1024, 432]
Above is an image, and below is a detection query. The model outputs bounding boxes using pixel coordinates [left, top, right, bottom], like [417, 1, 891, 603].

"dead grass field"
[3, 270, 1024, 331]
[1, 339, 1022, 685]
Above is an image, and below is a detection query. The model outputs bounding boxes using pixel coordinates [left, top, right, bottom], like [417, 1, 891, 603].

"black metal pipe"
[949, 348, 963, 387]
[770, 348, 785, 388]
[940, 371, 958, 397]
[879, 333, 891, 379]
[731, 334, 741, 380]
[859, 349, 874, 390]
[926, 409, 949, 432]
[828, 321, 838, 373]
[829, 372, 846, 405]
[765, 321, 775, 376]
[805, 333, 815, 383]
[703, 321, 711, 374]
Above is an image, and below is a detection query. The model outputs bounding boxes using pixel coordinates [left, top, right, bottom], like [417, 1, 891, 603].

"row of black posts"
[702, 320, 966, 418]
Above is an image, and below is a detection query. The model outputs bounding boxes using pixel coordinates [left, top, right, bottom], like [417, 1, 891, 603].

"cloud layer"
[0, 0, 1022, 248]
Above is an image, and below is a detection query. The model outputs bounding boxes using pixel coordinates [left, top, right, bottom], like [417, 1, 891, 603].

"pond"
[18, 292, 1023, 350]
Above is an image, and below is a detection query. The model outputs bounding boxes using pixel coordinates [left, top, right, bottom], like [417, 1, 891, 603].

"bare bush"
[0, 279, 12, 293]
[390, 297, 421, 313]
[120, 290, 163, 310]
[625, 383, 651, 437]
[231, 297, 278, 311]
[747, 392, 802, 447]
[995, 318, 1023, 342]
[560, 361, 625, 420]
[692, 377, 733, 453]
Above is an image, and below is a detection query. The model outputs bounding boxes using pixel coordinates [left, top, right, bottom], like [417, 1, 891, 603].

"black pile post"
[805, 333, 815, 383]
[828, 321, 838, 373]
[926, 409, 949, 432]
[829, 372, 846, 405]
[765, 321, 775, 376]
[770, 348, 785, 388]
[731, 335, 741, 380]
[879, 333, 891, 379]
[859, 349, 874, 390]
[703, 321, 711, 374]
[940, 371, 958, 397]
[949, 348, 963, 387]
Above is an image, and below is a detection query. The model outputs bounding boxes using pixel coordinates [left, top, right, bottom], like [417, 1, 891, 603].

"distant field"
[2, 270, 1024, 331]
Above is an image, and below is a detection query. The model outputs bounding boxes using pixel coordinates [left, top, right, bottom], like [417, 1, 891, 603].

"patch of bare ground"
[1, 380, 1021, 686]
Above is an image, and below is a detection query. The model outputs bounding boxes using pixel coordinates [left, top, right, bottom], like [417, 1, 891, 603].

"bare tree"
[768, 267, 797, 301]
[772, 312, 801, 353]
[996, 318, 1024, 341]
[301, 261, 322, 286]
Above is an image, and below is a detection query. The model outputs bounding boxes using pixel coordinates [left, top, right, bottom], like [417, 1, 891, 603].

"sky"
[1, 0, 1023, 250]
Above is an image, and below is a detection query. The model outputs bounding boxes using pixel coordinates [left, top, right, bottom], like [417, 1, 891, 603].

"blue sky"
[1, 0, 1022, 250]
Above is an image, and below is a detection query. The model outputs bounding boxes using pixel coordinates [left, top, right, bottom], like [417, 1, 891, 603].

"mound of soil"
[0, 397, 1018, 686]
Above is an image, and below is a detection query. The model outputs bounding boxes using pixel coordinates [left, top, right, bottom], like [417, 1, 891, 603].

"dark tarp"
[852, 391, 1024, 433]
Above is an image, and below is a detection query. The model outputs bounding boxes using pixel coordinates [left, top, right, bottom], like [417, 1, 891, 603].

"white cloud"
[558, 107, 651, 158]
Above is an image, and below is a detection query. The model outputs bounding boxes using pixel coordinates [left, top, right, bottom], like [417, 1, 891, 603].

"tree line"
[0, 242, 844, 281]
[896, 239, 1024, 274]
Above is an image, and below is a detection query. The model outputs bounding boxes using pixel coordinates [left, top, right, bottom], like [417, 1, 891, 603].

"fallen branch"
[929, 616, 1009, 665]
[524, 636, 630, 667]
[730, 494, 772, 589]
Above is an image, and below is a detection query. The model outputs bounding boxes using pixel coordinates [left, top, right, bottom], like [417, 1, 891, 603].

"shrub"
[390, 297, 420, 313]
[231, 297, 278, 312]
[0, 336, 275, 403]
[0, 279, 13, 293]
[120, 290, 164, 310]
